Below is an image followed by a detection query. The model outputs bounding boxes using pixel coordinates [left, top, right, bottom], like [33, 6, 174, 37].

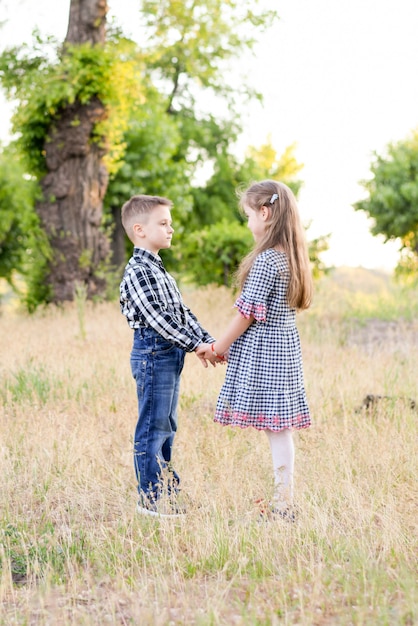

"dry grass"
[0, 272, 417, 625]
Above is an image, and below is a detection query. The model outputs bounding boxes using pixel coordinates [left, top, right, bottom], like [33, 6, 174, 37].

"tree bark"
[65, 0, 107, 45]
[110, 205, 127, 270]
[35, 0, 110, 303]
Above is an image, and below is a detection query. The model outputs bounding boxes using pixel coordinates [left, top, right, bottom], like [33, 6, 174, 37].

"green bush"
[180, 219, 252, 287]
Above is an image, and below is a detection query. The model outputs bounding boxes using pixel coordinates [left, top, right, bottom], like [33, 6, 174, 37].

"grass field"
[0, 268, 417, 625]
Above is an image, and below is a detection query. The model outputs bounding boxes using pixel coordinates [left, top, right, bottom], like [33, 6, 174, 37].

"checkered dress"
[215, 249, 311, 431]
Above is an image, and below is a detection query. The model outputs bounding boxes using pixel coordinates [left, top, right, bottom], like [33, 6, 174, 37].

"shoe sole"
[255, 499, 297, 523]
[261, 510, 297, 523]
[136, 503, 186, 519]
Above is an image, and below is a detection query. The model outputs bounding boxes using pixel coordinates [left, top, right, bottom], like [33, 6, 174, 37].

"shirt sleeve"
[121, 264, 212, 351]
[185, 307, 215, 344]
[234, 252, 280, 321]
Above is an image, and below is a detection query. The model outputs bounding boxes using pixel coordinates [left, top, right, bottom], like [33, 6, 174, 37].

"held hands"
[195, 342, 227, 368]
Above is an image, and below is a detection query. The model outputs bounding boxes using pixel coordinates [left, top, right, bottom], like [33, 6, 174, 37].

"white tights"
[265, 429, 295, 509]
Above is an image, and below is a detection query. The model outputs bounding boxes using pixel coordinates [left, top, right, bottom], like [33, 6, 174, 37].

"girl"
[197, 180, 313, 519]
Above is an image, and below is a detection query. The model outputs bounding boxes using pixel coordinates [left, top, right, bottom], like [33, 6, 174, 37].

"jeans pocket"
[154, 337, 176, 354]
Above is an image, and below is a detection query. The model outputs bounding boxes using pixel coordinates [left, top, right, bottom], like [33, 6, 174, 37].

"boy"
[120, 194, 217, 518]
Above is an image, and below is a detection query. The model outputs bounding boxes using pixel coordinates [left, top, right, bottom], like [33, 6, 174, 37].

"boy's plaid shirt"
[120, 247, 213, 351]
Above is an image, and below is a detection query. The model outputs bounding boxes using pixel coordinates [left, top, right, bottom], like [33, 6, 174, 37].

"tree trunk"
[65, 0, 107, 45]
[110, 205, 127, 270]
[35, 0, 109, 303]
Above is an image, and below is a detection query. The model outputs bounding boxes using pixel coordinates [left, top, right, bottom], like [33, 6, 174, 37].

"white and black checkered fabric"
[215, 249, 311, 431]
[120, 248, 213, 351]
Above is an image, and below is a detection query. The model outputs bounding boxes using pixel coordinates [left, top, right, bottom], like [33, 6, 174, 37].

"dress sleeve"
[234, 252, 279, 322]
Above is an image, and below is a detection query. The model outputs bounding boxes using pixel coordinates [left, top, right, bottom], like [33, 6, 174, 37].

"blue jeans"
[130, 327, 185, 503]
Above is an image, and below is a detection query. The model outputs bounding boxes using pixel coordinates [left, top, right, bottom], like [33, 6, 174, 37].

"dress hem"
[214, 419, 311, 432]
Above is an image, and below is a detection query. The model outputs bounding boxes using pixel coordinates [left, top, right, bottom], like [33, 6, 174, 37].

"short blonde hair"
[121, 194, 172, 240]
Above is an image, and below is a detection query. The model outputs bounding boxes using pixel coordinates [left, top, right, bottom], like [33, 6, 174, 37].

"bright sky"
[1, 0, 418, 271]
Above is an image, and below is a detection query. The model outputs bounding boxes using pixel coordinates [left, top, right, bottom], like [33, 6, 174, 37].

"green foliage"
[180, 219, 253, 286]
[104, 98, 245, 242]
[0, 144, 48, 295]
[180, 219, 329, 288]
[307, 230, 331, 280]
[394, 248, 418, 285]
[0, 35, 144, 176]
[244, 138, 304, 197]
[179, 138, 328, 286]
[0, 3, 282, 308]
[203, 139, 304, 211]
[140, 0, 277, 107]
[104, 1, 283, 280]
[0, 2, 329, 306]
[0, 147, 34, 282]
[0, 359, 64, 406]
[0, 32, 146, 309]
[187, 140, 305, 232]
[354, 128, 418, 273]
[22, 228, 53, 312]
[0, 520, 86, 584]
[104, 91, 192, 218]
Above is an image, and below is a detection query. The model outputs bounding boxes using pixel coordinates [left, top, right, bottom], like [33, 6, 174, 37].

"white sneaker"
[136, 499, 186, 519]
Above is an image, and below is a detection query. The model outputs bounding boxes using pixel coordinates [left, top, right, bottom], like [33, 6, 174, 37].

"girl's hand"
[196, 343, 226, 365]
[195, 343, 215, 368]
[195, 343, 224, 367]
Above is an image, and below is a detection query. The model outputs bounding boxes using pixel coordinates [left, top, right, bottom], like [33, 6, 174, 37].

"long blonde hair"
[236, 180, 313, 310]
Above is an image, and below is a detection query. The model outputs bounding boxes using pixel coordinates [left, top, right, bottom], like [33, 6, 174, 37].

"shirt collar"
[132, 247, 164, 269]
